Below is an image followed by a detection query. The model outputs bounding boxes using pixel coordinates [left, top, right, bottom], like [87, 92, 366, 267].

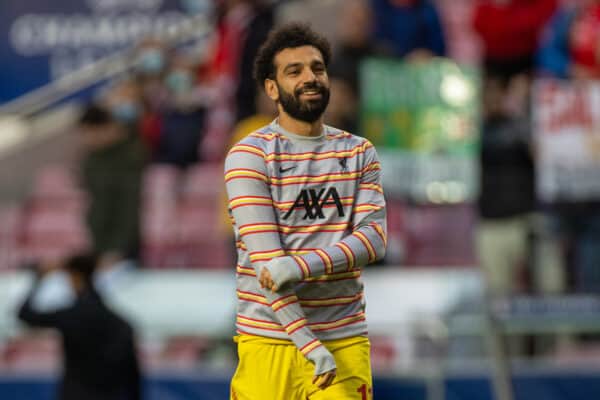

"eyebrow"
[283, 62, 303, 73]
[282, 59, 325, 73]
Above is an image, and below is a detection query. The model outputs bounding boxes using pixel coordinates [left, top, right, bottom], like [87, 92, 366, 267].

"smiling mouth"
[299, 90, 322, 98]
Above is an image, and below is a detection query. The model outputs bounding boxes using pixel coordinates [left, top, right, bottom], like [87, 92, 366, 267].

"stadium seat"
[17, 165, 89, 265]
[30, 164, 85, 207]
[402, 203, 477, 267]
[180, 164, 224, 200]
[142, 164, 180, 202]
[0, 205, 22, 272]
[1, 333, 60, 372]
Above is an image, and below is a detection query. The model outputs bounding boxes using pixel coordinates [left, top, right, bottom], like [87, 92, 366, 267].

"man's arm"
[262, 143, 387, 290]
[18, 270, 72, 331]
[225, 143, 336, 378]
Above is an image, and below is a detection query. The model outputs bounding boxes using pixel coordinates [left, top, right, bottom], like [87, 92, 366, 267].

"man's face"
[268, 45, 330, 123]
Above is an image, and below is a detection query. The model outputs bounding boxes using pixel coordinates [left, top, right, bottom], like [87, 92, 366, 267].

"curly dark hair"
[253, 23, 332, 87]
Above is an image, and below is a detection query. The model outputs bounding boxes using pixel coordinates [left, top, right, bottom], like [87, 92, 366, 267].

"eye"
[313, 65, 326, 74]
[287, 69, 300, 76]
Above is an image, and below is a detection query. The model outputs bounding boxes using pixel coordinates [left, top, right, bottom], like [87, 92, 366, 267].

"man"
[78, 103, 146, 262]
[18, 253, 141, 400]
[225, 23, 387, 399]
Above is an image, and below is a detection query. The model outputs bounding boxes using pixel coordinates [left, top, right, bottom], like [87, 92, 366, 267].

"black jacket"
[18, 278, 141, 400]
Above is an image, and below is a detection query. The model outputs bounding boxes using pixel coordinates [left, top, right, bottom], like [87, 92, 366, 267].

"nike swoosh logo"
[279, 166, 296, 173]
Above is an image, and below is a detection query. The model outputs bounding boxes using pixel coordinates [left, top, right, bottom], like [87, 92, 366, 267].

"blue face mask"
[165, 70, 194, 94]
[181, 0, 212, 15]
[111, 102, 140, 123]
[136, 49, 165, 74]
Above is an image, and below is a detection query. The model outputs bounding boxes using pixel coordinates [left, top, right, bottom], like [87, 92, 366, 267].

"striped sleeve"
[266, 143, 386, 285]
[224, 141, 329, 360]
[302, 143, 386, 275]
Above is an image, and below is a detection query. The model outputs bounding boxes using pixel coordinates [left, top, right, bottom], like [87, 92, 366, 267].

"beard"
[277, 81, 330, 123]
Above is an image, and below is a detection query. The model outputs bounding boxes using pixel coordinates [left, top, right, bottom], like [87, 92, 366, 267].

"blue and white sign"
[0, 0, 212, 104]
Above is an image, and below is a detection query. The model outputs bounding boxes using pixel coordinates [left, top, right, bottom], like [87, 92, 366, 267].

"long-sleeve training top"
[224, 120, 387, 359]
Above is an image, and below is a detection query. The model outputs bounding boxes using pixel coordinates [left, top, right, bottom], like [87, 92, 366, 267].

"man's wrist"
[266, 256, 304, 288]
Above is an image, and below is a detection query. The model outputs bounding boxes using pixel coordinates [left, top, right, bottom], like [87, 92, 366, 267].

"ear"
[265, 79, 279, 102]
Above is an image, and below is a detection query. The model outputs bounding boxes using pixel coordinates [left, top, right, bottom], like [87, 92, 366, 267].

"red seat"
[31, 164, 84, 205]
[143, 164, 180, 202]
[2, 334, 60, 372]
[0, 205, 22, 271]
[403, 203, 477, 266]
[180, 164, 224, 201]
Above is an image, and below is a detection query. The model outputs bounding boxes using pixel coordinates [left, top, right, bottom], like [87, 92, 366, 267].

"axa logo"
[283, 187, 345, 220]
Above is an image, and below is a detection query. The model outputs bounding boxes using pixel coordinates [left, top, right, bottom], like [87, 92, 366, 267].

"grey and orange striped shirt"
[224, 120, 387, 359]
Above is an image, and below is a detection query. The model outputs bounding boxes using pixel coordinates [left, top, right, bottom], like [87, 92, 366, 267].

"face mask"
[181, 0, 212, 15]
[136, 49, 165, 74]
[165, 70, 194, 94]
[111, 102, 140, 123]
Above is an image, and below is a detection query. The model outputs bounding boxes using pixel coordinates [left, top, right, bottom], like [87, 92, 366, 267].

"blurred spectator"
[201, 0, 256, 161]
[274, 0, 342, 41]
[78, 104, 146, 262]
[133, 38, 170, 157]
[155, 53, 207, 168]
[536, 0, 600, 293]
[537, 0, 600, 79]
[477, 74, 536, 297]
[18, 253, 141, 400]
[235, 0, 275, 121]
[325, 77, 359, 133]
[102, 78, 142, 128]
[134, 37, 169, 110]
[548, 203, 600, 293]
[370, 0, 446, 61]
[327, 0, 384, 134]
[329, 0, 383, 95]
[473, 0, 557, 78]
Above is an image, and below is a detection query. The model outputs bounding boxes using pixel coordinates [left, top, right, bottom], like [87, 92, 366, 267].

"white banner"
[534, 79, 600, 202]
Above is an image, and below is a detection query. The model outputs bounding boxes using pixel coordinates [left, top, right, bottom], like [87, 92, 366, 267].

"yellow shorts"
[230, 335, 373, 400]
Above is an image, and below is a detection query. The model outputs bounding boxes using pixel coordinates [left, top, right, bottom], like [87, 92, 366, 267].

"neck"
[278, 110, 323, 137]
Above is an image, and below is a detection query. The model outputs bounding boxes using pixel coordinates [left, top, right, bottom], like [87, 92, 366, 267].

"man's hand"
[313, 369, 336, 390]
[258, 256, 304, 292]
[306, 344, 337, 390]
[35, 259, 63, 277]
[259, 266, 278, 292]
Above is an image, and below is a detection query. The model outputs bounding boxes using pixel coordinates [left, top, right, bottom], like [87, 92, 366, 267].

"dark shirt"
[82, 134, 146, 258]
[235, 5, 274, 121]
[18, 279, 141, 400]
[156, 108, 206, 168]
[329, 44, 379, 96]
[371, 0, 446, 58]
[478, 115, 535, 219]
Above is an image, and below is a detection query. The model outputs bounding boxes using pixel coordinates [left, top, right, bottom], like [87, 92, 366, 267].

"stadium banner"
[359, 58, 480, 204]
[534, 79, 600, 202]
[0, 0, 212, 104]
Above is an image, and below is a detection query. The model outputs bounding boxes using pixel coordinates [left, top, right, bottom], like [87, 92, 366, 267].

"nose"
[302, 68, 317, 83]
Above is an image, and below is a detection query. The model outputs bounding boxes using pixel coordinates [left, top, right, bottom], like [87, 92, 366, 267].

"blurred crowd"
[73, 0, 453, 271]
[12, 0, 600, 307]
[4, 0, 600, 383]
[71, 0, 600, 298]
